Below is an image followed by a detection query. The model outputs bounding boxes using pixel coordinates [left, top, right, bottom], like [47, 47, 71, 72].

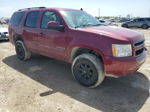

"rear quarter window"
[137, 18, 144, 22]
[146, 18, 150, 22]
[9, 12, 24, 26]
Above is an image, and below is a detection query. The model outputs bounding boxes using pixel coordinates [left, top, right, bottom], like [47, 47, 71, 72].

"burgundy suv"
[9, 7, 147, 88]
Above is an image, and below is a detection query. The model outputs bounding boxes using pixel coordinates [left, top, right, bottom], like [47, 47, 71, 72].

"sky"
[0, 0, 150, 18]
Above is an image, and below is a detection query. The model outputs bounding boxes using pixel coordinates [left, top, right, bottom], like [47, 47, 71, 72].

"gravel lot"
[0, 28, 150, 112]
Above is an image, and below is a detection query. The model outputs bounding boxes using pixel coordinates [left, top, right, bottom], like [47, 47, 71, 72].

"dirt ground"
[0, 28, 150, 112]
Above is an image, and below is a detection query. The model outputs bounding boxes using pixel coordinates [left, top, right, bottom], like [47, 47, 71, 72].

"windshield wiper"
[75, 24, 103, 28]
[74, 24, 92, 28]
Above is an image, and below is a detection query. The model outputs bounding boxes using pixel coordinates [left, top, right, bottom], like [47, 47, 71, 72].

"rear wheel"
[142, 24, 148, 29]
[15, 40, 31, 61]
[72, 53, 105, 88]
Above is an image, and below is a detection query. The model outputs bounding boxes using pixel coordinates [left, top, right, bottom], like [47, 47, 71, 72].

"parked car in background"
[99, 20, 111, 25]
[110, 18, 121, 22]
[9, 7, 147, 88]
[0, 20, 6, 24]
[119, 18, 131, 22]
[99, 19, 118, 26]
[0, 24, 9, 40]
[99, 20, 105, 23]
[5, 19, 9, 24]
[122, 18, 150, 29]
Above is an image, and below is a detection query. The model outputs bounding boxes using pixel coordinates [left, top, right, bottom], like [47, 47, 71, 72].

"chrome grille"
[134, 40, 145, 57]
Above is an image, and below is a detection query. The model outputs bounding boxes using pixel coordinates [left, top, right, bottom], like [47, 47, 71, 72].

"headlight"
[112, 44, 132, 57]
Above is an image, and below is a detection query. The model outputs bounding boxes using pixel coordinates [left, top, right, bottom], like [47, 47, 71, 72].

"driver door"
[37, 10, 68, 60]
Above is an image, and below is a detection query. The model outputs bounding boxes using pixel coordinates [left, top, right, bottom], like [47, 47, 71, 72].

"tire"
[142, 24, 148, 29]
[15, 40, 31, 61]
[72, 53, 105, 88]
[122, 24, 128, 28]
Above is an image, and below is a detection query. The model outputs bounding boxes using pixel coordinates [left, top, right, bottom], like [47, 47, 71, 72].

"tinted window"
[41, 11, 61, 29]
[136, 18, 144, 22]
[25, 11, 39, 28]
[146, 18, 150, 21]
[10, 12, 24, 26]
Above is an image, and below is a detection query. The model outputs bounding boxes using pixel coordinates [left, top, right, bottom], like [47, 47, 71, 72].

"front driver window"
[41, 11, 60, 29]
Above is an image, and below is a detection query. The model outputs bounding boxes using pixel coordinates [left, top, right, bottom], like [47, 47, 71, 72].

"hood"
[78, 26, 144, 43]
[0, 28, 8, 33]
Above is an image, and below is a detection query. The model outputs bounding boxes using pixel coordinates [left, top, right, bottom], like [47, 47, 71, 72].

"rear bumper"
[104, 49, 147, 76]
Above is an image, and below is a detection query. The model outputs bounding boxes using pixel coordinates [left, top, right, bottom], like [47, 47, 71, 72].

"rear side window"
[25, 11, 39, 28]
[136, 18, 144, 22]
[9, 12, 24, 26]
[146, 18, 150, 21]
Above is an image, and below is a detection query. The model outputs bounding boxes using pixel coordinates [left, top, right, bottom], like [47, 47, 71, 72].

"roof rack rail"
[18, 7, 46, 11]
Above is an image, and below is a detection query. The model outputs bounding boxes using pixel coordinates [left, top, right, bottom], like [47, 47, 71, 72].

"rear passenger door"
[23, 11, 40, 52]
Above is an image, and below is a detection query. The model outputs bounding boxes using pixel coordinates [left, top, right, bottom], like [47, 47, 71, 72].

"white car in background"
[99, 19, 118, 26]
[0, 24, 9, 40]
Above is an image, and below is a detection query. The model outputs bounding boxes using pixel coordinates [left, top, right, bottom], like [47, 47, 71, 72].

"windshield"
[60, 10, 102, 28]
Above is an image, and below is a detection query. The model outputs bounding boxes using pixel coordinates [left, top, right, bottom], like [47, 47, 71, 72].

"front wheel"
[122, 24, 128, 28]
[71, 53, 105, 88]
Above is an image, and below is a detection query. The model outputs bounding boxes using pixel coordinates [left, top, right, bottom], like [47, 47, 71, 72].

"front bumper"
[0, 34, 9, 40]
[104, 49, 147, 76]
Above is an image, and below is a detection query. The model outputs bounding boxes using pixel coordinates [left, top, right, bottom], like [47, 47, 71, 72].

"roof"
[18, 7, 79, 12]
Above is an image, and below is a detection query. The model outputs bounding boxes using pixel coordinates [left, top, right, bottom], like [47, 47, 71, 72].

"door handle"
[39, 32, 44, 36]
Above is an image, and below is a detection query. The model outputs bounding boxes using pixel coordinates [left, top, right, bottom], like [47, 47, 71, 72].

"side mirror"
[47, 21, 64, 32]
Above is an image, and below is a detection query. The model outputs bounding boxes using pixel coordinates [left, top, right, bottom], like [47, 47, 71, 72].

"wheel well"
[72, 48, 103, 63]
[13, 37, 23, 43]
[141, 24, 148, 29]
[142, 24, 147, 26]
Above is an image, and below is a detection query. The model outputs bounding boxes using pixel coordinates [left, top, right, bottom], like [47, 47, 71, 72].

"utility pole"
[98, 8, 100, 19]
